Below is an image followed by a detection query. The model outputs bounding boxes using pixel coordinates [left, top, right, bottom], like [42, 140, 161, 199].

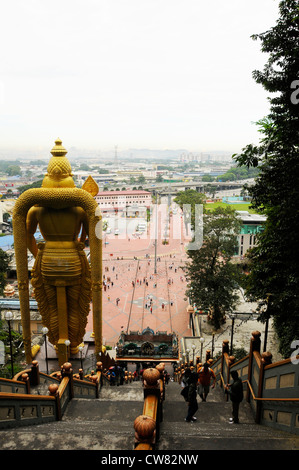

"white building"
[95, 190, 152, 216]
[235, 211, 267, 257]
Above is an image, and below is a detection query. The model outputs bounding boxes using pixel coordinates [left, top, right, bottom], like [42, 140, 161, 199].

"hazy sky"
[0, 0, 280, 155]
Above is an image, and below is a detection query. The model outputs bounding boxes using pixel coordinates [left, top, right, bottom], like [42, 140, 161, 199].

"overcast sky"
[0, 0, 280, 156]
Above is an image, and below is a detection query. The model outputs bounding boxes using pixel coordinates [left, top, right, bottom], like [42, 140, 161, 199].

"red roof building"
[95, 190, 152, 214]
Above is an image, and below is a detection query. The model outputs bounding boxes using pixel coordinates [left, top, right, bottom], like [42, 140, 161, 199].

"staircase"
[0, 380, 298, 450]
[158, 381, 299, 451]
[0, 381, 144, 451]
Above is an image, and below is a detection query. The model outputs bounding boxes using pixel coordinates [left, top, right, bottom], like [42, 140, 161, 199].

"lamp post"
[79, 345, 84, 371]
[154, 190, 158, 274]
[186, 348, 190, 364]
[211, 333, 215, 358]
[42, 327, 49, 374]
[264, 294, 272, 352]
[200, 337, 205, 362]
[64, 339, 70, 361]
[230, 314, 236, 355]
[5, 311, 14, 378]
[191, 343, 196, 363]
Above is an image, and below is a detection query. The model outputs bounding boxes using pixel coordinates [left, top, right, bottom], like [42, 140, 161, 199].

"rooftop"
[236, 211, 267, 223]
[96, 190, 151, 196]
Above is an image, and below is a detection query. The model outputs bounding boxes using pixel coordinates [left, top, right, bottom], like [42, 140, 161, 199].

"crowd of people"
[96, 257, 190, 346]
[180, 363, 243, 424]
[105, 363, 171, 387]
[105, 360, 243, 425]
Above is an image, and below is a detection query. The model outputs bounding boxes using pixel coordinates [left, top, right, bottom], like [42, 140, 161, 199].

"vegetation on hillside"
[234, 0, 299, 358]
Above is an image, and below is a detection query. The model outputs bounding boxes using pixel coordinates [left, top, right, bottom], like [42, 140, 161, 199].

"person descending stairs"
[157, 380, 299, 451]
[0, 369, 299, 451]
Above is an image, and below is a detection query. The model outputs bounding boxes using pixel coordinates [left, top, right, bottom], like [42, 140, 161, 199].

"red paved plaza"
[86, 207, 193, 347]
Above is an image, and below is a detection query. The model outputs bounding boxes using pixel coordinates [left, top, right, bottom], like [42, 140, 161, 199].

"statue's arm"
[26, 207, 39, 257]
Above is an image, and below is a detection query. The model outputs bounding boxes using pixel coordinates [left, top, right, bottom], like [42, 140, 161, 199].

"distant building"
[72, 171, 117, 186]
[235, 211, 267, 258]
[116, 327, 179, 360]
[95, 189, 152, 216]
[0, 298, 42, 335]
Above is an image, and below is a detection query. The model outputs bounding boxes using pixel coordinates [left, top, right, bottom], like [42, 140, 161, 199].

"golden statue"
[13, 139, 103, 366]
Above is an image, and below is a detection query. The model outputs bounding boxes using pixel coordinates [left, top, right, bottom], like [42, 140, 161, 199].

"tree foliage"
[0, 318, 24, 378]
[186, 207, 243, 330]
[174, 189, 206, 230]
[0, 248, 10, 295]
[18, 179, 43, 194]
[216, 165, 260, 182]
[234, 0, 299, 358]
[0, 160, 22, 173]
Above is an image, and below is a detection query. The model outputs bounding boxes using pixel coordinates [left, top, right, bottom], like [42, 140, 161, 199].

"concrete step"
[63, 398, 144, 423]
[158, 423, 299, 451]
[0, 380, 298, 451]
[158, 381, 299, 450]
[0, 421, 137, 451]
[0, 381, 145, 451]
[98, 381, 144, 402]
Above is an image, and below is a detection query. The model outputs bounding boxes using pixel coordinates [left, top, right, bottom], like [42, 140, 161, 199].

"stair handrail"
[211, 331, 299, 435]
[81, 361, 104, 389]
[12, 369, 31, 382]
[134, 364, 165, 451]
[218, 354, 299, 404]
[245, 379, 299, 403]
[0, 361, 101, 429]
[0, 375, 29, 394]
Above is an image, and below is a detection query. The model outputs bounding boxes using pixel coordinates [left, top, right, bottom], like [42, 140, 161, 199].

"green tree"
[234, 0, 299, 358]
[18, 179, 43, 194]
[0, 248, 10, 295]
[138, 175, 146, 184]
[78, 163, 91, 171]
[3, 213, 10, 223]
[216, 165, 259, 182]
[206, 184, 217, 198]
[0, 317, 24, 378]
[6, 165, 21, 176]
[202, 175, 214, 182]
[0, 160, 21, 172]
[174, 189, 206, 231]
[186, 207, 243, 330]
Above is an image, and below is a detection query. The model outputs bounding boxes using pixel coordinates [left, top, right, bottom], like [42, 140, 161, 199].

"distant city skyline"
[0, 1, 279, 154]
[0, 145, 236, 162]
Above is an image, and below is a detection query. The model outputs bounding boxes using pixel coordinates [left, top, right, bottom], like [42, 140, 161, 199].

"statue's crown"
[50, 138, 68, 158]
[42, 138, 75, 188]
